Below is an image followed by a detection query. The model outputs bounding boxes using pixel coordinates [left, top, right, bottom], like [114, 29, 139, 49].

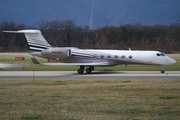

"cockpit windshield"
[160, 53, 165, 56]
[157, 53, 165, 57]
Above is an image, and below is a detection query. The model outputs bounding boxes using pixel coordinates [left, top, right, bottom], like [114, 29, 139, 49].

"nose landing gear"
[159, 66, 165, 74]
[160, 68, 165, 74]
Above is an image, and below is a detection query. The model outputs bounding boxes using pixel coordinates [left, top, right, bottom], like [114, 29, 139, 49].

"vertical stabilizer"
[3, 30, 52, 52]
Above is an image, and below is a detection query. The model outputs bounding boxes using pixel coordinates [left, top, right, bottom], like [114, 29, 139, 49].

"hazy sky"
[1, 0, 180, 28]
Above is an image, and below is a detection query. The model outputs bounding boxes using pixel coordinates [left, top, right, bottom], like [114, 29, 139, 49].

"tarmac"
[0, 71, 180, 80]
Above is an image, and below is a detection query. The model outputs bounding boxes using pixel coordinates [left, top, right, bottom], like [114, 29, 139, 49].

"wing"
[42, 62, 110, 66]
[29, 54, 110, 66]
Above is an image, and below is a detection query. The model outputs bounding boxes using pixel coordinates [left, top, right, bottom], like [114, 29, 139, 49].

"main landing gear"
[159, 66, 165, 74]
[77, 66, 94, 74]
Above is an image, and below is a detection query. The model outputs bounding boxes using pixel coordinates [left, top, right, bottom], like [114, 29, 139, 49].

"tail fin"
[3, 30, 52, 52]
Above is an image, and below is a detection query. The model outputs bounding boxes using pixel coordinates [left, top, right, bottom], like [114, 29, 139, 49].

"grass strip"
[0, 80, 180, 119]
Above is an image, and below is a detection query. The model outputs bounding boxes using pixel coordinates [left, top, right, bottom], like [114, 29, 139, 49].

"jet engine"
[41, 47, 71, 59]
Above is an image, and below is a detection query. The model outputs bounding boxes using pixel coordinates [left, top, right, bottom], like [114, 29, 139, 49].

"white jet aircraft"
[3, 30, 176, 74]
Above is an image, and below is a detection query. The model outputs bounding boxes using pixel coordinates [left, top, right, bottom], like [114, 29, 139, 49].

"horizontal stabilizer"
[3, 30, 41, 34]
[29, 54, 40, 64]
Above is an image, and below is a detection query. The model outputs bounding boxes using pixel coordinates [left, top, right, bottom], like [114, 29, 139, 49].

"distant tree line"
[0, 20, 180, 53]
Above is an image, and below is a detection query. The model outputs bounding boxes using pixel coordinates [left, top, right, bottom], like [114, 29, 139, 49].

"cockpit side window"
[157, 53, 161, 56]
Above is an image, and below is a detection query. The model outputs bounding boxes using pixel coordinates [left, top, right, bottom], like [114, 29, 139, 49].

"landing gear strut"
[77, 66, 84, 74]
[77, 66, 94, 74]
[159, 66, 165, 74]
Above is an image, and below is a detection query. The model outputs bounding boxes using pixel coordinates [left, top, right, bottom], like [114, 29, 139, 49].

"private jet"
[3, 30, 176, 74]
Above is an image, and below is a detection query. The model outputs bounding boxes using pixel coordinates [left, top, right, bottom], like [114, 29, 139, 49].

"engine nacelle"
[41, 47, 71, 59]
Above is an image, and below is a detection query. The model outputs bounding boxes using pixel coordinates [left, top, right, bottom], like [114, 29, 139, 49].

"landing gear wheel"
[161, 69, 165, 74]
[86, 68, 92, 74]
[159, 65, 165, 74]
[77, 69, 84, 74]
[77, 66, 85, 74]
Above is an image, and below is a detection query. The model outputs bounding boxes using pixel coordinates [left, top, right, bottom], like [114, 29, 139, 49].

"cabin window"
[122, 55, 125, 58]
[107, 55, 111, 58]
[129, 55, 133, 59]
[100, 55, 104, 58]
[114, 55, 118, 58]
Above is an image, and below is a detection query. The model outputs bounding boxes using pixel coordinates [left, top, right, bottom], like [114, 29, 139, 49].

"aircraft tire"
[78, 69, 84, 74]
[161, 69, 165, 74]
[86, 68, 92, 74]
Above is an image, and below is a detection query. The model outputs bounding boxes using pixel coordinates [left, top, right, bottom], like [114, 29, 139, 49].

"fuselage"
[31, 47, 176, 66]
[3, 29, 177, 74]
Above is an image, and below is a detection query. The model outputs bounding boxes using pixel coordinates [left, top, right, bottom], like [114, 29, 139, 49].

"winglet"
[29, 54, 40, 64]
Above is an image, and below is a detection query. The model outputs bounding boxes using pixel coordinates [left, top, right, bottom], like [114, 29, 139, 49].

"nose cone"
[167, 57, 176, 65]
